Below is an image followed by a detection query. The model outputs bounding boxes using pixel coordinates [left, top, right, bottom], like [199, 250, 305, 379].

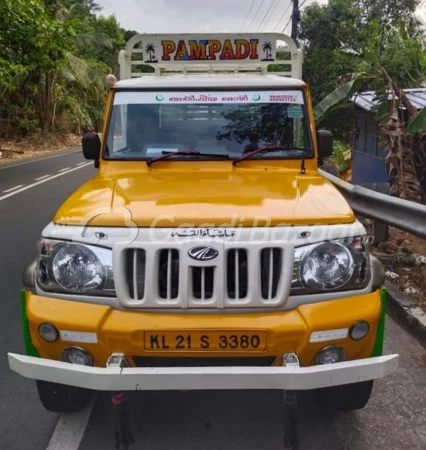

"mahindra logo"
[188, 246, 219, 261]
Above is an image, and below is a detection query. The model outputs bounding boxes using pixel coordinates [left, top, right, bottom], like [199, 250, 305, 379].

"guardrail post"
[361, 183, 390, 244]
[319, 164, 339, 177]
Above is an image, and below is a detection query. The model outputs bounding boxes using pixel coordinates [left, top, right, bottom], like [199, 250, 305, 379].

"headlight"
[52, 244, 104, 291]
[302, 242, 353, 289]
[292, 237, 370, 294]
[36, 239, 115, 296]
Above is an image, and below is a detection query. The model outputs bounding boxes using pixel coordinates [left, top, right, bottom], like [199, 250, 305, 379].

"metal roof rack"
[118, 33, 303, 80]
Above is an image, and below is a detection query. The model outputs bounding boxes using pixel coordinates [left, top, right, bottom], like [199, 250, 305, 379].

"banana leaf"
[314, 76, 364, 125]
[407, 105, 426, 135]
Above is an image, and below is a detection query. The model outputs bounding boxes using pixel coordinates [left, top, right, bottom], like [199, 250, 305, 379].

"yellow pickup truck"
[8, 33, 398, 416]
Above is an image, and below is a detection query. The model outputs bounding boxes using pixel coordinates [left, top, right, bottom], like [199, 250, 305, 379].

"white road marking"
[58, 167, 71, 172]
[0, 149, 80, 171]
[46, 396, 96, 450]
[3, 185, 25, 193]
[35, 175, 51, 181]
[76, 162, 87, 166]
[0, 162, 92, 202]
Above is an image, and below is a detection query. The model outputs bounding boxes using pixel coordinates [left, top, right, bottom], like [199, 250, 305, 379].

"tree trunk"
[381, 67, 417, 119]
[379, 67, 425, 203]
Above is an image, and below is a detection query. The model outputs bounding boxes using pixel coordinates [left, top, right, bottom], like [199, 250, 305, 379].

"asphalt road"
[0, 150, 96, 450]
[1, 150, 426, 450]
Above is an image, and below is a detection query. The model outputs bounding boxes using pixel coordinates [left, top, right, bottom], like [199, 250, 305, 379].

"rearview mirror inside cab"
[316, 130, 333, 158]
[82, 132, 101, 165]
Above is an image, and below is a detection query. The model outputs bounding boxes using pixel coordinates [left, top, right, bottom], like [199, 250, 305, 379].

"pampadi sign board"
[118, 33, 302, 79]
[142, 34, 278, 64]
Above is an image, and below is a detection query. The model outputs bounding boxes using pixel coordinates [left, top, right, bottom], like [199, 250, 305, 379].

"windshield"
[104, 89, 313, 161]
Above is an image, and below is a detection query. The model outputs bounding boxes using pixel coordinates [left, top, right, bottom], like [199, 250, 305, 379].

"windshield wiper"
[146, 150, 230, 166]
[232, 145, 307, 166]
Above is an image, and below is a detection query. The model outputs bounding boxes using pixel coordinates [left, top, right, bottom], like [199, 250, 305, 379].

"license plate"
[143, 331, 266, 352]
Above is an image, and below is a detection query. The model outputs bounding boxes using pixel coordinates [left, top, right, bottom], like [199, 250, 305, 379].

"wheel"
[316, 380, 374, 411]
[36, 380, 93, 413]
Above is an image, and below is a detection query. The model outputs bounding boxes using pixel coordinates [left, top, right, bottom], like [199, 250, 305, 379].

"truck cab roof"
[114, 74, 306, 90]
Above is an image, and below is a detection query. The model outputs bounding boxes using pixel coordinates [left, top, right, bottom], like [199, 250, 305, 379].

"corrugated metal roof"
[351, 88, 426, 112]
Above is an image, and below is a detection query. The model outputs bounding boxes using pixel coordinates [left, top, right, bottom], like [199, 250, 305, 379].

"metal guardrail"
[318, 168, 426, 240]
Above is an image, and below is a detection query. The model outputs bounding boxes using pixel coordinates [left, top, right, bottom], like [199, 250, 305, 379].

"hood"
[53, 169, 355, 227]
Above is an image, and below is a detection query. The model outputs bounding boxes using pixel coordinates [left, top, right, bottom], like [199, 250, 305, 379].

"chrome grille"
[191, 267, 214, 300]
[115, 241, 293, 309]
[226, 249, 248, 300]
[260, 248, 282, 300]
[125, 249, 145, 300]
[158, 249, 179, 299]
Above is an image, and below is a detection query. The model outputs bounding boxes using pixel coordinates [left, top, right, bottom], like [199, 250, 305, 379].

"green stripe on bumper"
[20, 289, 39, 357]
[371, 287, 387, 357]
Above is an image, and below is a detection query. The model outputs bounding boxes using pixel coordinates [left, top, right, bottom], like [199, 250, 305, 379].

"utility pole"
[291, 0, 301, 46]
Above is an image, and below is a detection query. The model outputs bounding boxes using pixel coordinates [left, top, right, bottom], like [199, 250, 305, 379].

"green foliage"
[301, 0, 426, 138]
[268, 51, 291, 73]
[299, 0, 365, 108]
[314, 74, 366, 124]
[340, 18, 426, 89]
[0, 0, 133, 136]
[300, 0, 363, 53]
[408, 106, 426, 135]
[354, 0, 420, 22]
[327, 140, 351, 172]
[315, 18, 426, 127]
[307, 1, 426, 201]
[0, 0, 71, 94]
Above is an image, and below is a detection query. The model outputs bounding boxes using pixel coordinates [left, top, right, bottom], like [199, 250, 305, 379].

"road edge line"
[0, 163, 92, 202]
[0, 148, 81, 170]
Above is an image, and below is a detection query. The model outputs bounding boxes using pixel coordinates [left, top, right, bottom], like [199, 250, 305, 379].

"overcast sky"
[96, 0, 328, 34]
[97, 0, 426, 35]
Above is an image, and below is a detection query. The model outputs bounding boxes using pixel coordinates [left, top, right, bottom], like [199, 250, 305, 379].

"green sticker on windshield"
[288, 105, 304, 118]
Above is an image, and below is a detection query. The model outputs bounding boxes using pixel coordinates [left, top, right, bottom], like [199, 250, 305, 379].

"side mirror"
[82, 132, 101, 162]
[316, 130, 333, 158]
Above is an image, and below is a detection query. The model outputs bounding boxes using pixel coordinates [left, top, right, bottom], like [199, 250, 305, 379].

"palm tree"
[38, 1, 113, 133]
[145, 44, 156, 62]
[262, 42, 273, 60]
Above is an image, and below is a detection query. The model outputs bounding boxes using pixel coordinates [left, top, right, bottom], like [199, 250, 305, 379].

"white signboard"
[113, 90, 305, 105]
[141, 34, 278, 65]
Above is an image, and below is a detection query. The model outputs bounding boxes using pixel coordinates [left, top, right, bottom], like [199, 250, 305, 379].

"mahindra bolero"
[8, 33, 398, 414]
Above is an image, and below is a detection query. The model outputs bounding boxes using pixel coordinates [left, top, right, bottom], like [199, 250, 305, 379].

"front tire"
[316, 380, 374, 411]
[37, 380, 93, 413]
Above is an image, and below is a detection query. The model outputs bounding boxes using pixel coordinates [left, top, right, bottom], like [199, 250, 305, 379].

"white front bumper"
[8, 353, 399, 391]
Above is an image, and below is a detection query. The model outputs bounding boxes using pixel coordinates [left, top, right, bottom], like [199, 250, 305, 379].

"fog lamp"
[349, 321, 370, 340]
[315, 346, 345, 365]
[38, 323, 59, 343]
[62, 347, 93, 366]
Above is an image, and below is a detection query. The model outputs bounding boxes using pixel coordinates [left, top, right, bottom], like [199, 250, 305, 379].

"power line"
[275, 1, 293, 32]
[282, 15, 293, 33]
[259, 0, 278, 30]
[246, 0, 267, 31]
[240, 0, 257, 32]
[260, 0, 282, 31]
